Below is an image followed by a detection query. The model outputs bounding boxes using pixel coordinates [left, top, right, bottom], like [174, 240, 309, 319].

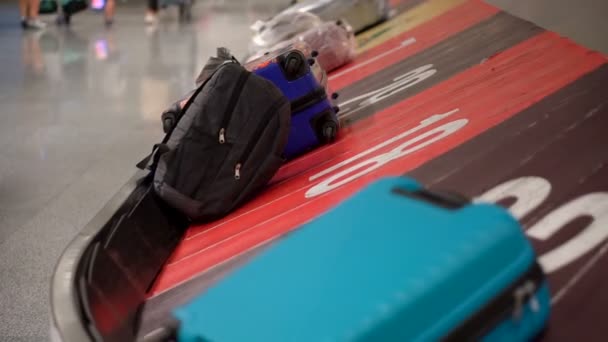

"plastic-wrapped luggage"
[249, 18, 356, 73]
[249, 11, 322, 56]
[173, 177, 551, 341]
[281, 0, 390, 33]
[246, 43, 339, 159]
[294, 19, 356, 72]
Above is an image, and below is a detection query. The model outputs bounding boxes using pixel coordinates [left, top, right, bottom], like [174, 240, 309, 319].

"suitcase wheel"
[311, 50, 319, 58]
[331, 92, 339, 100]
[320, 120, 338, 143]
[333, 106, 340, 114]
[308, 58, 315, 66]
[282, 51, 307, 80]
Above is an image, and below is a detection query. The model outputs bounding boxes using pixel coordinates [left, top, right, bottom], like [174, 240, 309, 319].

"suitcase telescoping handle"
[391, 187, 469, 210]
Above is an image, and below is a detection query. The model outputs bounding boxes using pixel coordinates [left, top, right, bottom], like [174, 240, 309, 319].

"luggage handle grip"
[391, 187, 469, 210]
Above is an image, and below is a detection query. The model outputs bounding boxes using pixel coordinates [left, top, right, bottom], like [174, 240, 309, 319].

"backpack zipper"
[234, 98, 286, 180]
[218, 70, 251, 144]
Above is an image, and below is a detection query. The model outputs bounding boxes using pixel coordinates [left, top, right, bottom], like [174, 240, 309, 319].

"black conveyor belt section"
[51, 173, 187, 342]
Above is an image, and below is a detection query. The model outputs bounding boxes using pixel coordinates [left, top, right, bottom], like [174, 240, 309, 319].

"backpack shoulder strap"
[136, 58, 238, 171]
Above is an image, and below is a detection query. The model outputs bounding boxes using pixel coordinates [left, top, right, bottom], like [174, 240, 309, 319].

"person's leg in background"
[104, 0, 115, 26]
[21, 0, 46, 29]
[145, 0, 158, 24]
[18, 0, 28, 27]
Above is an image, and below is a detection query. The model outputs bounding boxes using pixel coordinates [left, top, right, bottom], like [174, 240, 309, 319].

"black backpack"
[139, 49, 291, 221]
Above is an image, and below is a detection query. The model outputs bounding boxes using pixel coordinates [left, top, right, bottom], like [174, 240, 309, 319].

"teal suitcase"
[173, 177, 550, 341]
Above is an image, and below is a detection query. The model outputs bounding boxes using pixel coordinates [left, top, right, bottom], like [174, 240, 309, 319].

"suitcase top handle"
[391, 187, 470, 210]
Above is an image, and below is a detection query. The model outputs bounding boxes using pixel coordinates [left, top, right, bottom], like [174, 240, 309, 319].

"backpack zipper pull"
[234, 163, 241, 180]
[219, 128, 226, 144]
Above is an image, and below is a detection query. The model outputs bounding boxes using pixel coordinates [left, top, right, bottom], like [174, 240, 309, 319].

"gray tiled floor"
[0, 0, 283, 340]
[0, 0, 606, 340]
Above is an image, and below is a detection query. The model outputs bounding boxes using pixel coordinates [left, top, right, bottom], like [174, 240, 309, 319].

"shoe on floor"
[144, 12, 158, 25]
[25, 19, 47, 30]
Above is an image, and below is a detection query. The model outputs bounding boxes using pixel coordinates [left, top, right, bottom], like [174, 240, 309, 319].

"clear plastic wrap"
[294, 19, 356, 72]
[248, 11, 323, 56]
[246, 41, 312, 69]
[280, 0, 390, 33]
[247, 19, 356, 73]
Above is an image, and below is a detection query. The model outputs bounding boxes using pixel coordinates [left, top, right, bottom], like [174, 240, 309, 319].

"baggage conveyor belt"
[51, 0, 608, 341]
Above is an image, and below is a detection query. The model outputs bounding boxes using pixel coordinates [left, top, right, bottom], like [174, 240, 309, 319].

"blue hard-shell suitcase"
[245, 44, 340, 159]
[173, 177, 551, 342]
